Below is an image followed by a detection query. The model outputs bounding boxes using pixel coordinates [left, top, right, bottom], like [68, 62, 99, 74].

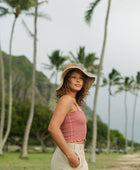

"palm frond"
[100, 77, 108, 87]
[85, 53, 98, 68]
[69, 51, 79, 63]
[42, 63, 53, 70]
[25, 12, 51, 20]
[78, 46, 85, 64]
[38, 0, 48, 5]
[115, 86, 124, 94]
[4, 0, 35, 10]
[50, 71, 55, 79]
[21, 19, 34, 38]
[0, 7, 11, 17]
[85, 0, 102, 24]
[136, 71, 140, 84]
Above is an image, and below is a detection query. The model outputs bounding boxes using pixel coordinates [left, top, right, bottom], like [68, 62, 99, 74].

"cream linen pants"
[51, 143, 88, 170]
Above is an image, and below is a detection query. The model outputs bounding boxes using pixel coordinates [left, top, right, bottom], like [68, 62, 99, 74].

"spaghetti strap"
[74, 103, 79, 111]
[72, 99, 80, 111]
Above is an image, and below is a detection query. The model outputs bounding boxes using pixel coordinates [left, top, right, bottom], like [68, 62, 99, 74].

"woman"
[48, 63, 95, 170]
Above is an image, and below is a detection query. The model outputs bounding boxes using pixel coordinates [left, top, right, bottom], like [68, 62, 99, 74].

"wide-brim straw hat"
[56, 63, 95, 91]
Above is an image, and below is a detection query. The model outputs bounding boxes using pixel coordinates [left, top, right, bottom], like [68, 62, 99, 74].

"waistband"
[67, 143, 84, 150]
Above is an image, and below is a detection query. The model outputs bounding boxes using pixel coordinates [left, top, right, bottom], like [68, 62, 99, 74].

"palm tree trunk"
[0, 43, 6, 155]
[55, 70, 58, 84]
[124, 91, 128, 153]
[20, 0, 38, 158]
[89, 0, 112, 162]
[2, 17, 17, 148]
[107, 85, 111, 154]
[131, 90, 138, 153]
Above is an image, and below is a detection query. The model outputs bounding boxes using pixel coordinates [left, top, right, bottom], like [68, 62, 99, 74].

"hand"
[67, 153, 80, 168]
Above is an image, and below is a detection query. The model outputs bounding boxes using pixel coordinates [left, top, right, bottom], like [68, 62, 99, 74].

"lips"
[75, 84, 81, 87]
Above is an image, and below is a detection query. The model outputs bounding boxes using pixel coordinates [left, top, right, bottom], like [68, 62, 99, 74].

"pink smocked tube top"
[60, 110, 87, 143]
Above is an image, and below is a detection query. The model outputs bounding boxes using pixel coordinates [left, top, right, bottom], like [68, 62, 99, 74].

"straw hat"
[56, 63, 95, 91]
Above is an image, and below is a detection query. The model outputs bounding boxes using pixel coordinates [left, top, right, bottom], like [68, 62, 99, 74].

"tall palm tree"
[118, 76, 134, 153]
[0, 0, 35, 154]
[20, 0, 38, 158]
[85, 0, 112, 162]
[131, 72, 140, 153]
[106, 69, 122, 153]
[69, 46, 99, 75]
[0, 42, 6, 155]
[43, 50, 68, 84]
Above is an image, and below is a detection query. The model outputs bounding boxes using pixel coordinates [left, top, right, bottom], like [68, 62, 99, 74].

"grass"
[1, 146, 140, 170]
[0, 151, 124, 170]
[0, 152, 51, 170]
[87, 152, 121, 169]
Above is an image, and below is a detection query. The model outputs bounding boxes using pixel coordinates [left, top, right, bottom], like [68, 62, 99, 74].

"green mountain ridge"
[0, 51, 97, 120]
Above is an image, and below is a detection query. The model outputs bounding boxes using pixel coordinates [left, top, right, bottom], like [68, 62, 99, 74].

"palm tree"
[43, 50, 68, 84]
[20, 0, 38, 158]
[131, 72, 140, 153]
[0, 42, 6, 155]
[85, 0, 112, 162]
[118, 76, 134, 153]
[105, 69, 122, 153]
[0, 0, 35, 154]
[69, 46, 99, 75]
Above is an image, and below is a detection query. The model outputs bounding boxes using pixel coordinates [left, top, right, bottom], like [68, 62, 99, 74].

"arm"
[48, 95, 80, 168]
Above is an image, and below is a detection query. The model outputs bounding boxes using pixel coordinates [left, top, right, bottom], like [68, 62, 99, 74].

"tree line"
[1, 97, 140, 154]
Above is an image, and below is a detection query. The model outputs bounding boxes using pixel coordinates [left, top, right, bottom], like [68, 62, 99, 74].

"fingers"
[68, 152, 80, 168]
[70, 155, 80, 168]
[76, 155, 80, 161]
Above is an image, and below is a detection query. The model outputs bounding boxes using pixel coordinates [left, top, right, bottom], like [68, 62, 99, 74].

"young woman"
[48, 63, 95, 170]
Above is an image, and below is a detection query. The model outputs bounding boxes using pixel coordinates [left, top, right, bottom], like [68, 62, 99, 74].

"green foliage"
[4, 0, 35, 10]
[116, 76, 135, 95]
[0, 0, 35, 19]
[86, 119, 107, 150]
[103, 68, 122, 95]
[133, 71, 140, 91]
[110, 130, 125, 150]
[136, 72, 140, 85]
[85, 0, 102, 24]
[3, 99, 53, 146]
[43, 50, 68, 84]
[31, 103, 53, 143]
[69, 46, 99, 75]
[86, 119, 126, 151]
[0, 6, 10, 16]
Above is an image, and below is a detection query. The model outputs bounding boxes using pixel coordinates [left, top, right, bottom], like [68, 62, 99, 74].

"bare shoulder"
[58, 95, 73, 107]
[54, 95, 73, 115]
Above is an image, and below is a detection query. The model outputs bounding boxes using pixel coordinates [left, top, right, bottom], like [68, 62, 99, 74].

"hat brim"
[56, 66, 95, 91]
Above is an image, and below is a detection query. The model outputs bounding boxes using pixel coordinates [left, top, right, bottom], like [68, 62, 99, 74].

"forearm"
[49, 127, 73, 158]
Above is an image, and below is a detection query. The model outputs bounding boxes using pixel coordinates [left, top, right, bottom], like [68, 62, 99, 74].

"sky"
[0, 0, 140, 143]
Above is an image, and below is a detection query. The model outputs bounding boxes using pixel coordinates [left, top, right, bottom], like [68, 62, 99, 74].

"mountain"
[0, 51, 98, 120]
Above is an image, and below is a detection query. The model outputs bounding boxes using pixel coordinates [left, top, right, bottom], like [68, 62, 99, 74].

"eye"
[71, 76, 76, 78]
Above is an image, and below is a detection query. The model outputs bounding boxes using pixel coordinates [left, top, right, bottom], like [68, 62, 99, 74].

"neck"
[67, 91, 77, 99]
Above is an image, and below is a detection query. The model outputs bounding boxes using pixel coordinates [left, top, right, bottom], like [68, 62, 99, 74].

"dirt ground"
[104, 154, 140, 170]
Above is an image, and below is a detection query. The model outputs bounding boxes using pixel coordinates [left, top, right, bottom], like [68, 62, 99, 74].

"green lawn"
[0, 151, 123, 170]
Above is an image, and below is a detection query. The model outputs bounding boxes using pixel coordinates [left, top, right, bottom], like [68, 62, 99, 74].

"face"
[68, 70, 84, 92]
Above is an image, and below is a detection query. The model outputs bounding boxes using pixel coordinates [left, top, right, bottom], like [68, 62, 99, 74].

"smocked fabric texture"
[60, 104, 87, 143]
[51, 143, 88, 170]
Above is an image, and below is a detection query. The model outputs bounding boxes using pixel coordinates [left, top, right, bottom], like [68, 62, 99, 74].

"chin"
[76, 87, 82, 91]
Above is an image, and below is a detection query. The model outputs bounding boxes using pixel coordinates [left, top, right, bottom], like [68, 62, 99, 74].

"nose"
[76, 78, 80, 82]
